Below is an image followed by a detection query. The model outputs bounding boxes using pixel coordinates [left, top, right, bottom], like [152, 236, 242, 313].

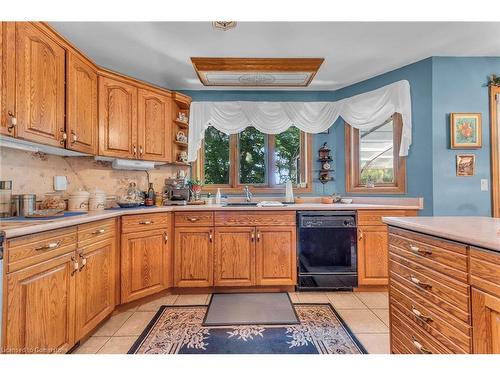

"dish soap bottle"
[215, 188, 221, 204]
[146, 183, 155, 206]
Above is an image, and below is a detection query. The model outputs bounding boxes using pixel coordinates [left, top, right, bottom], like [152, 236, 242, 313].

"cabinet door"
[357, 226, 388, 286]
[75, 238, 115, 339]
[137, 88, 171, 162]
[1, 22, 16, 136]
[255, 226, 296, 286]
[15, 22, 65, 147]
[214, 227, 255, 286]
[4, 253, 76, 354]
[66, 52, 98, 154]
[120, 229, 168, 303]
[174, 227, 213, 287]
[472, 288, 500, 353]
[98, 75, 138, 159]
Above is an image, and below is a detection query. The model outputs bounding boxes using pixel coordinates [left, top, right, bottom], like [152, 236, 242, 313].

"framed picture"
[456, 154, 475, 176]
[450, 113, 482, 149]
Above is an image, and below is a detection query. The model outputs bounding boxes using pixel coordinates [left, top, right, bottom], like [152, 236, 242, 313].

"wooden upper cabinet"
[66, 51, 98, 154]
[137, 89, 172, 162]
[75, 238, 115, 339]
[214, 227, 255, 287]
[174, 227, 214, 287]
[1, 22, 16, 136]
[4, 253, 76, 354]
[15, 22, 65, 147]
[471, 288, 500, 354]
[255, 226, 296, 286]
[98, 75, 138, 159]
[120, 229, 169, 303]
[357, 226, 389, 286]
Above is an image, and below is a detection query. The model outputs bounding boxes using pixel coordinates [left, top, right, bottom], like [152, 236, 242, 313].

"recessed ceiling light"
[212, 21, 237, 31]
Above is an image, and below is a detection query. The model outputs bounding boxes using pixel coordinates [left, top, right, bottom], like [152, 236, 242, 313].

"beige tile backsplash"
[0, 148, 188, 198]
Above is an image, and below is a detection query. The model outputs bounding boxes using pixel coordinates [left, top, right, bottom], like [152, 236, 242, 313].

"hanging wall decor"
[450, 113, 482, 149]
[318, 142, 332, 184]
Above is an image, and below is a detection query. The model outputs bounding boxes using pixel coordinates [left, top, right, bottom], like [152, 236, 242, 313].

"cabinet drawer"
[214, 211, 295, 226]
[174, 211, 214, 227]
[121, 213, 170, 233]
[388, 229, 468, 283]
[391, 304, 453, 354]
[358, 210, 412, 226]
[78, 219, 116, 246]
[6, 227, 77, 273]
[389, 253, 469, 312]
[390, 282, 471, 353]
[470, 247, 500, 298]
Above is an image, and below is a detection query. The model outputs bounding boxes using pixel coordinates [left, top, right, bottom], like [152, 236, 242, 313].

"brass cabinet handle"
[79, 253, 87, 271]
[139, 220, 153, 225]
[92, 228, 105, 235]
[71, 130, 78, 144]
[139, 146, 143, 156]
[71, 256, 79, 276]
[409, 244, 432, 256]
[411, 305, 433, 322]
[133, 144, 137, 156]
[60, 129, 67, 145]
[7, 111, 16, 133]
[358, 229, 363, 241]
[410, 275, 432, 289]
[412, 337, 432, 354]
[35, 241, 61, 251]
[187, 217, 199, 222]
[251, 232, 255, 241]
[164, 231, 168, 243]
[209, 231, 213, 242]
[257, 231, 261, 241]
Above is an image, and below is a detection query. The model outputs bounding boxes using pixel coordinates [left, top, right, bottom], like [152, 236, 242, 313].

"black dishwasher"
[297, 211, 357, 290]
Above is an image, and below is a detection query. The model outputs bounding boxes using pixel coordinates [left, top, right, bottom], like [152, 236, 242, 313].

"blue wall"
[431, 57, 500, 216]
[180, 56, 500, 217]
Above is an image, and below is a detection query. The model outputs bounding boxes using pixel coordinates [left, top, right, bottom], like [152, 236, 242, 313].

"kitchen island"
[383, 216, 500, 354]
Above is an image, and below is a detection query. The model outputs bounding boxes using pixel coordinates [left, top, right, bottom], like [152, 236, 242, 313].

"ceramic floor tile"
[114, 311, 157, 337]
[288, 292, 300, 303]
[326, 292, 366, 309]
[296, 292, 330, 303]
[174, 294, 211, 305]
[73, 336, 110, 354]
[372, 309, 389, 326]
[137, 294, 178, 311]
[354, 292, 389, 309]
[356, 333, 390, 354]
[97, 336, 138, 354]
[336, 309, 389, 334]
[92, 311, 134, 337]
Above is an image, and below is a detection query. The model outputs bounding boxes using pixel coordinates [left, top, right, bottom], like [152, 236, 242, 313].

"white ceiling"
[51, 22, 500, 91]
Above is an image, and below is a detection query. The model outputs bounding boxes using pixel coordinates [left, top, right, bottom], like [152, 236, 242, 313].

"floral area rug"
[128, 304, 366, 354]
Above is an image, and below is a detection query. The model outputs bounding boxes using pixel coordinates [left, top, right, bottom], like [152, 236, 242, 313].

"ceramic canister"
[88, 188, 107, 211]
[68, 189, 90, 211]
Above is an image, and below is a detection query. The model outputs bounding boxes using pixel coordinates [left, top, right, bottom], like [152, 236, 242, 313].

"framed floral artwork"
[450, 113, 482, 149]
[456, 154, 475, 176]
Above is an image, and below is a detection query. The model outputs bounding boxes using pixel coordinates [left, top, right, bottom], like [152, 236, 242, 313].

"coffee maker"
[163, 178, 189, 205]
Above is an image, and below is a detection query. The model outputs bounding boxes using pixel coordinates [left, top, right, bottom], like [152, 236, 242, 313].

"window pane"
[359, 120, 394, 185]
[238, 127, 266, 184]
[274, 127, 301, 185]
[203, 126, 230, 184]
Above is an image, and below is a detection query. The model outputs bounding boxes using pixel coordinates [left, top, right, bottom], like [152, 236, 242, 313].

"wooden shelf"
[175, 119, 189, 128]
[173, 161, 190, 166]
[174, 141, 188, 147]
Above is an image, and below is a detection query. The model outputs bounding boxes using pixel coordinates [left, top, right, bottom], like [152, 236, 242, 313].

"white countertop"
[0, 202, 422, 239]
[383, 216, 500, 252]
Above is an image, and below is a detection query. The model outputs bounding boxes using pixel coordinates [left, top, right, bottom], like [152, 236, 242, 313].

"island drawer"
[390, 281, 471, 353]
[78, 219, 116, 246]
[389, 253, 470, 313]
[214, 211, 295, 226]
[121, 213, 170, 233]
[6, 227, 77, 273]
[469, 247, 500, 298]
[388, 228, 468, 283]
[174, 211, 214, 226]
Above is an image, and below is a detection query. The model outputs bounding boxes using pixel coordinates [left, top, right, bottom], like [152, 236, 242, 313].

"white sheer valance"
[188, 80, 412, 162]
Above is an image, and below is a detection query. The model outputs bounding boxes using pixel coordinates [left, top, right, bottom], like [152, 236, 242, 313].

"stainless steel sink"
[223, 202, 259, 207]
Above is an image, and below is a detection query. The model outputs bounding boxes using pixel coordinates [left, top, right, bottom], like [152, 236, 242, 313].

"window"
[197, 126, 312, 193]
[345, 113, 406, 193]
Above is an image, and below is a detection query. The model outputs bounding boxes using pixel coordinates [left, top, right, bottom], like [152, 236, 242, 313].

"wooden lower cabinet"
[255, 226, 296, 286]
[4, 252, 77, 353]
[357, 226, 388, 286]
[471, 288, 500, 353]
[174, 227, 213, 287]
[75, 238, 115, 339]
[121, 229, 169, 303]
[214, 227, 255, 286]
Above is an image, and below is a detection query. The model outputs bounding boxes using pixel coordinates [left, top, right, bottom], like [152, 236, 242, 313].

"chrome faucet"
[243, 186, 253, 202]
